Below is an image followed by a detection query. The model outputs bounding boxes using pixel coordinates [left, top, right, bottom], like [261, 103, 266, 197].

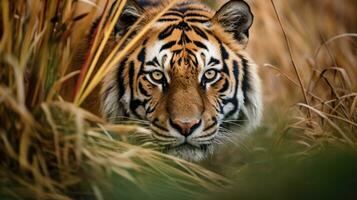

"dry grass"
[1, 0, 356, 199]
[250, 0, 357, 146]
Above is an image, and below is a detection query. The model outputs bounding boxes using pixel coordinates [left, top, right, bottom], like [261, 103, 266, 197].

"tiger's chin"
[163, 143, 215, 161]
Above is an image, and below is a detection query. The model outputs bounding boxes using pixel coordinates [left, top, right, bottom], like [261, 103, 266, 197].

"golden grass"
[244, 0, 357, 146]
[0, 0, 227, 199]
[75, 0, 181, 105]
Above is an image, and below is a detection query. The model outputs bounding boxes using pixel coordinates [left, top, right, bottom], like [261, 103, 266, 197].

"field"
[1, 0, 356, 199]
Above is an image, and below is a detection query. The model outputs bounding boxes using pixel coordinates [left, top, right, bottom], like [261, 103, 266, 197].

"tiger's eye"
[204, 69, 217, 80]
[151, 71, 164, 81]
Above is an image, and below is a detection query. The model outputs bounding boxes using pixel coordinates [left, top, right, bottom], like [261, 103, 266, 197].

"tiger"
[101, 0, 262, 161]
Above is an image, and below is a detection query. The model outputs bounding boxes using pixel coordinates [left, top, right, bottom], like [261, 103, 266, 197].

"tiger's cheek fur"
[204, 71, 237, 118]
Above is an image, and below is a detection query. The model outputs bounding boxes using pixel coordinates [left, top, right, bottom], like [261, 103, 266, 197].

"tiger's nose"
[170, 118, 201, 136]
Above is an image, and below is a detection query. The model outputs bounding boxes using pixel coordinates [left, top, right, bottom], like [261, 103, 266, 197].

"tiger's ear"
[115, 0, 145, 35]
[213, 0, 253, 47]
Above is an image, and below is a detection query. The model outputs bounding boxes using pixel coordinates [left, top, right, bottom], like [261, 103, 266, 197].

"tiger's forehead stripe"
[156, 1, 213, 23]
[141, 8, 221, 73]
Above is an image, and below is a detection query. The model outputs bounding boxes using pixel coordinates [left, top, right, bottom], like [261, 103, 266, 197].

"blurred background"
[203, 0, 357, 160]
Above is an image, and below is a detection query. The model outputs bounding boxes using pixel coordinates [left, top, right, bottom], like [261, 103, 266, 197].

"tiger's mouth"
[163, 142, 212, 152]
[162, 142, 215, 161]
[147, 116, 220, 160]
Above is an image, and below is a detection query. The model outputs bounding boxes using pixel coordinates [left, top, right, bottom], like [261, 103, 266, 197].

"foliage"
[0, 0, 356, 199]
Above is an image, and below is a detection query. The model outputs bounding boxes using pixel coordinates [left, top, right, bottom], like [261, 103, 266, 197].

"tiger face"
[102, 0, 262, 161]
